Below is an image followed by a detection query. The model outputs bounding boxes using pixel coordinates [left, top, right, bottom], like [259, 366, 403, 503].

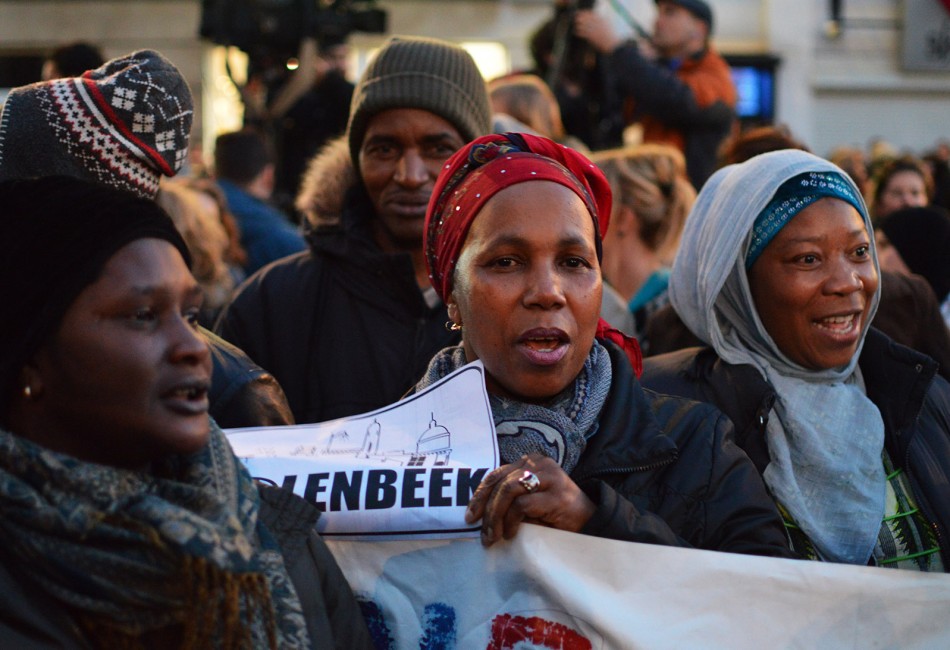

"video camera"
[541, 0, 626, 149]
[199, 0, 388, 59]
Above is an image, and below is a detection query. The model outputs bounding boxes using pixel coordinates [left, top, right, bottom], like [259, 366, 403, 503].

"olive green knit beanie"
[347, 36, 491, 169]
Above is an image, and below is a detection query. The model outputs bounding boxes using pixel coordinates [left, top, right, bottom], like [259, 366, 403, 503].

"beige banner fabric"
[329, 523, 950, 649]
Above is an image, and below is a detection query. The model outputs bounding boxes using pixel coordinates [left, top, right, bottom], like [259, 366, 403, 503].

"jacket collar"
[688, 327, 937, 468]
[572, 341, 678, 481]
[860, 328, 938, 459]
[661, 46, 709, 71]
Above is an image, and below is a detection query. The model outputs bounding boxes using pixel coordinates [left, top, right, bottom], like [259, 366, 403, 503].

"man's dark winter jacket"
[0, 485, 373, 648]
[641, 328, 950, 567]
[216, 139, 458, 424]
[569, 343, 793, 556]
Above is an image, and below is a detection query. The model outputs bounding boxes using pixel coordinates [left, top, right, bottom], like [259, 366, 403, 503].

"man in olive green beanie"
[216, 35, 492, 425]
[346, 36, 492, 171]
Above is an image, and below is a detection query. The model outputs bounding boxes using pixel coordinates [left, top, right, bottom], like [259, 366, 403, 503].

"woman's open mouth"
[517, 329, 570, 366]
[161, 380, 210, 416]
[812, 312, 861, 340]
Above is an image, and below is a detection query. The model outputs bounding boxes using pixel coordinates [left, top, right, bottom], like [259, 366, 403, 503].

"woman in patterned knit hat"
[0, 176, 372, 648]
[642, 149, 950, 571]
[415, 132, 793, 558]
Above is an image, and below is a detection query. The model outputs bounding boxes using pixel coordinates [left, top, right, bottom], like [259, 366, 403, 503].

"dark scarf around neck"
[0, 423, 310, 648]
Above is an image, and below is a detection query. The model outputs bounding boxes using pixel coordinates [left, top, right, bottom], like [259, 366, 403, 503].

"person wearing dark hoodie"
[877, 205, 950, 329]
[215, 36, 492, 424]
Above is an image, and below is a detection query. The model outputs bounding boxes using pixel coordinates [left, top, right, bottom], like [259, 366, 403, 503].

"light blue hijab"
[669, 149, 885, 564]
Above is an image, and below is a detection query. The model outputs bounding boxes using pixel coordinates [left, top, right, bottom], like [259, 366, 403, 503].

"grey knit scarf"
[417, 342, 612, 475]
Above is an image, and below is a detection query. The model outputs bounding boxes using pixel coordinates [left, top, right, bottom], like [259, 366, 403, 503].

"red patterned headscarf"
[424, 132, 642, 376]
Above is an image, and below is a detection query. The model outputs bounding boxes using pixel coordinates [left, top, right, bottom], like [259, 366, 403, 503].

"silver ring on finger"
[518, 469, 541, 494]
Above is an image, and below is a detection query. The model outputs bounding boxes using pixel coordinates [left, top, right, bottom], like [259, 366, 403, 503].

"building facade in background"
[1, 0, 948, 161]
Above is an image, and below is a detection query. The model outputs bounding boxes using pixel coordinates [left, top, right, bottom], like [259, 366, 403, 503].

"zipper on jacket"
[754, 393, 775, 433]
[574, 453, 678, 484]
[899, 368, 948, 563]
[903, 460, 947, 563]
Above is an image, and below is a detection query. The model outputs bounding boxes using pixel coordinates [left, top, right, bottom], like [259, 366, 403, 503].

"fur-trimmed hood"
[295, 136, 358, 231]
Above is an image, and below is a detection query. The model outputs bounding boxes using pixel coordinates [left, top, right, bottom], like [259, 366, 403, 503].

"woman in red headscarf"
[416, 133, 793, 557]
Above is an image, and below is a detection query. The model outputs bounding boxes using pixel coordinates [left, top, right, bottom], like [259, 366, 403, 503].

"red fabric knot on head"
[469, 141, 522, 165]
[596, 319, 643, 378]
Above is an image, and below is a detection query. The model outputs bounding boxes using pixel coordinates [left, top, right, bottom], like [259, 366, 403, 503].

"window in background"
[460, 41, 509, 81]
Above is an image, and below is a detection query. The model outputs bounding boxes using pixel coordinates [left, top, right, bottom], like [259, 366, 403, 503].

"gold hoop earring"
[445, 321, 462, 332]
[23, 385, 32, 398]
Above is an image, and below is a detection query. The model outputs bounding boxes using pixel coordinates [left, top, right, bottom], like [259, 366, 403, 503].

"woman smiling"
[642, 149, 950, 570]
[0, 177, 371, 648]
[416, 133, 793, 557]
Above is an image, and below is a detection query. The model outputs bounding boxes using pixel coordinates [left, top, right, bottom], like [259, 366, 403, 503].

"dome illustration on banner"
[323, 414, 453, 467]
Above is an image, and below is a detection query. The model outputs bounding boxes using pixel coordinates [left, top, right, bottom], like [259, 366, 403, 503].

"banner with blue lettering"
[226, 362, 497, 538]
[327, 524, 950, 649]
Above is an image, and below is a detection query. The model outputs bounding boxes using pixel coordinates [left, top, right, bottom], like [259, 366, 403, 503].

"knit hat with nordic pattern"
[347, 35, 491, 171]
[0, 49, 193, 199]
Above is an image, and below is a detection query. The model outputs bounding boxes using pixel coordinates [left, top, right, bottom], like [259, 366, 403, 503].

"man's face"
[653, 1, 707, 58]
[359, 108, 465, 252]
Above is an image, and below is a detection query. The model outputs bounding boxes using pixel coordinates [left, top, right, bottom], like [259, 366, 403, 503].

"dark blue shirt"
[218, 179, 306, 275]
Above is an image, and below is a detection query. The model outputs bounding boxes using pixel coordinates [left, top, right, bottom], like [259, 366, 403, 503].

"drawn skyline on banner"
[320, 413, 453, 468]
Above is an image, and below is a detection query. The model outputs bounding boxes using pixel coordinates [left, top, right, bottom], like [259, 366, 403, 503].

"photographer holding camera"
[574, 0, 736, 188]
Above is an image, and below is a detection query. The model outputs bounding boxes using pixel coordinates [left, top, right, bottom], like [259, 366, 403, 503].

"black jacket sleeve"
[203, 327, 295, 428]
[579, 408, 795, 558]
[258, 485, 374, 649]
[572, 343, 794, 558]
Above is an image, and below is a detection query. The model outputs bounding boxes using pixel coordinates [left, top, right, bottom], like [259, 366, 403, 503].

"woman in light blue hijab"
[642, 149, 950, 571]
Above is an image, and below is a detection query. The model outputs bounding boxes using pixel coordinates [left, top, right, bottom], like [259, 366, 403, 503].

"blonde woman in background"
[157, 181, 236, 328]
[592, 144, 695, 352]
[183, 176, 249, 284]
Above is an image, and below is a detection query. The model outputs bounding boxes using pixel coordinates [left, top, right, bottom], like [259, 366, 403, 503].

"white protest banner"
[328, 524, 950, 649]
[226, 362, 498, 538]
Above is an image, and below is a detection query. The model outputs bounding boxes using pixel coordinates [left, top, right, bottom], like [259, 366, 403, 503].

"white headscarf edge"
[669, 149, 881, 378]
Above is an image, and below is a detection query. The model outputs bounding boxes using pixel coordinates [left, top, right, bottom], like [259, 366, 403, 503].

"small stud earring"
[23, 385, 32, 398]
[445, 321, 462, 332]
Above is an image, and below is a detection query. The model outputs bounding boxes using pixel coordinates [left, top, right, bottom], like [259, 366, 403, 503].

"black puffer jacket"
[571, 343, 793, 557]
[641, 328, 950, 566]
[216, 140, 457, 424]
[0, 486, 373, 648]
[205, 328, 295, 428]
[256, 486, 373, 648]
